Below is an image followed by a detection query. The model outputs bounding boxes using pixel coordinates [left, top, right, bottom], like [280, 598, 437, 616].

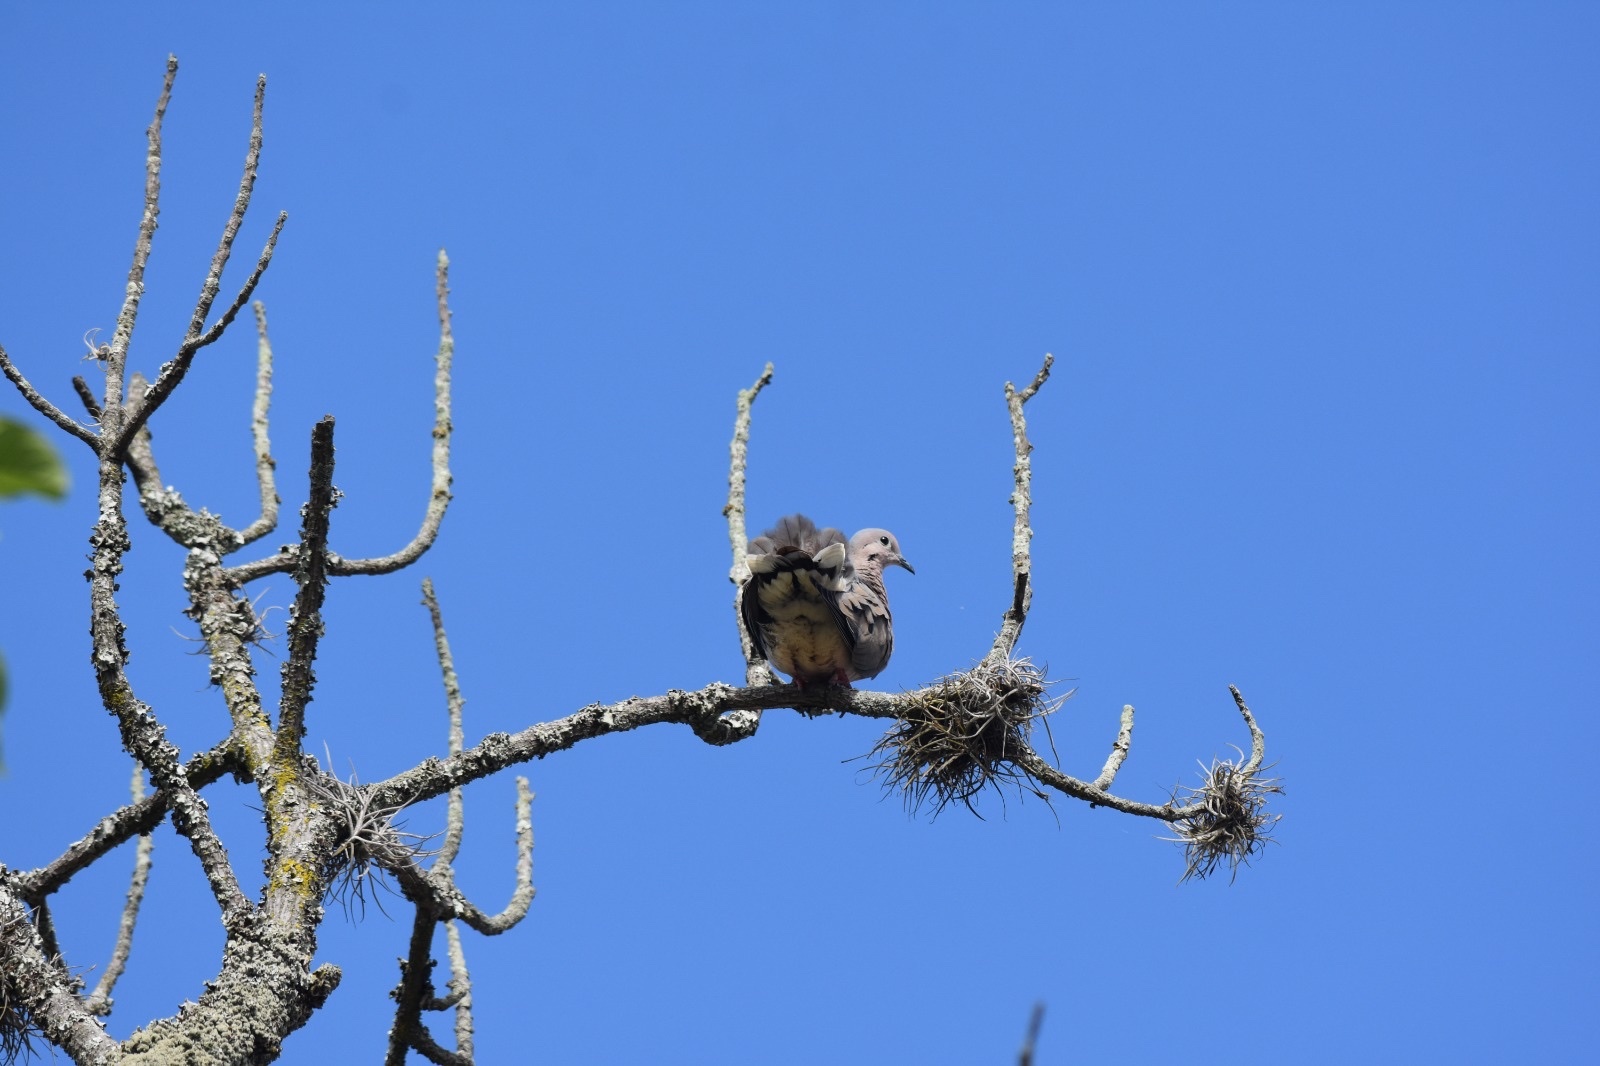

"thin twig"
[84, 761, 155, 1016]
[119, 211, 286, 451]
[422, 578, 467, 865]
[221, 550, 296, 585]
[1091, 704, 1136, 791]
[105, 54, 177, 383]
[71, 375, 103, 420]
[274, 416, 337, 770]
[182, 75, 265, 342]
[723, 363, 773, 590]
[238, 300, 280, 545]
[0, 343, 99, 446]
[443, 919, 474, 1060]
[988, 353, 1053, 664]
[724, 364, 774, 680]
[712, 363, 774, 745]
[1230, 685, 1267, 772]
[115, 68, 278, 452]
[328, 251, 454, 576]
[1017, 1002, 1045, 1066]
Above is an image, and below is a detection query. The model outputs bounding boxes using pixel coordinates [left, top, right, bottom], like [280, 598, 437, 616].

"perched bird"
[740, 514, 914, 687]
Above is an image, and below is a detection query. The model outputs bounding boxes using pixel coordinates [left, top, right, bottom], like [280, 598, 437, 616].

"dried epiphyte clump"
[1168, 754, 1283, 883]
[0, 988, 32, 1066]
[869, 656, 1065, 816]
[309, 769, 437, 918]
[0, 915, 38, 1063]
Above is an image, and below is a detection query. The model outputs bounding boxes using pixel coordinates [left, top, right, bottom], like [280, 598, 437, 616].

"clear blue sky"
[2, 4, 1595, 1063]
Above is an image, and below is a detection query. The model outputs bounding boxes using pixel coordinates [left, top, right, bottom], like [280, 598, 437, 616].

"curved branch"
[371, 684, 909, 812]
[1091, 704, 1135, 792]
[1230, 685, 1267, 773]
[328, 251, 454, 576]
[370, 675, 1266, 832]
[456, 777, 535, 935]
[117, 372, 249, 552]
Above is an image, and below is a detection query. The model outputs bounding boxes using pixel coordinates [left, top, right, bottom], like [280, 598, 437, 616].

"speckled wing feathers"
[740, 514, 907, 686]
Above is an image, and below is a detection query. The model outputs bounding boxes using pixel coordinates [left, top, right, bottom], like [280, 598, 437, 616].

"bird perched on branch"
[740, 513, 914, 687]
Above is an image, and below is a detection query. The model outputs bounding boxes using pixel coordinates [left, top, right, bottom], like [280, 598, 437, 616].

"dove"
[740, 514, 914, 687]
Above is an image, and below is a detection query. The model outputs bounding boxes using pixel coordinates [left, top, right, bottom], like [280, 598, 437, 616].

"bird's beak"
[895, 558, 915, 575]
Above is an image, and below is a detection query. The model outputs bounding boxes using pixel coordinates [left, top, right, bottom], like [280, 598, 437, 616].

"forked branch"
[384, 581, 537, 1065]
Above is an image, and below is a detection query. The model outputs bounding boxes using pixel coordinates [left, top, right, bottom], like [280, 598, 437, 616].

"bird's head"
[851, 528, 914, 575]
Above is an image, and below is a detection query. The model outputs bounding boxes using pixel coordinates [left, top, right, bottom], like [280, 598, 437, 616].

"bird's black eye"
[879, 535, 890, 545]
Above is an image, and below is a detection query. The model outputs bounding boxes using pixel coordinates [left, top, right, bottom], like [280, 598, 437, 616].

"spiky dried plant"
[868, 656, 1066, 817]
[1167, 753, 1283, 883]
[309, 768, 438, 919]
[0, 915, 37, 1065]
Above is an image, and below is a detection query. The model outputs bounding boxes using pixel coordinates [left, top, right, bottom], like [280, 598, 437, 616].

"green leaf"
[0, 415, 70, 500]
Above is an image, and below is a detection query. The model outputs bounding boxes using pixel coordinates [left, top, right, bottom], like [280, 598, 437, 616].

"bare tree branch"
[0, 877, 119, 1062]
[72, 374, 104, 421]
[441, 920, 474, 1061]
[419, 585, 537, 929]
[1017, 1002, 1045, 1066]
[119, 211, 286, 451]
[684, 362, 778, 747]
[327, 251, 454, 576]
[112, 371, 251, 552]
[273, 417, 337, 770]
[87, 388, 251, 923]
[988, 352, 1053, 665]
[724, 363, 775, 689]
[184, 75, 266, 343]
[381, 582, 538, 1064]
[238, 300, 281, 544]
[723, 363, 772, 592]
[84, 762, 156, 1017]
[105, 54, 177, 382]
[422, 579, 467, 866]
[0, 342, 99, 446]
[18, 742, 237, 901]
[0, 57, 1281, 1064]
[386, 910, 462, 1066]
[1091, 704, 1135, 792]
